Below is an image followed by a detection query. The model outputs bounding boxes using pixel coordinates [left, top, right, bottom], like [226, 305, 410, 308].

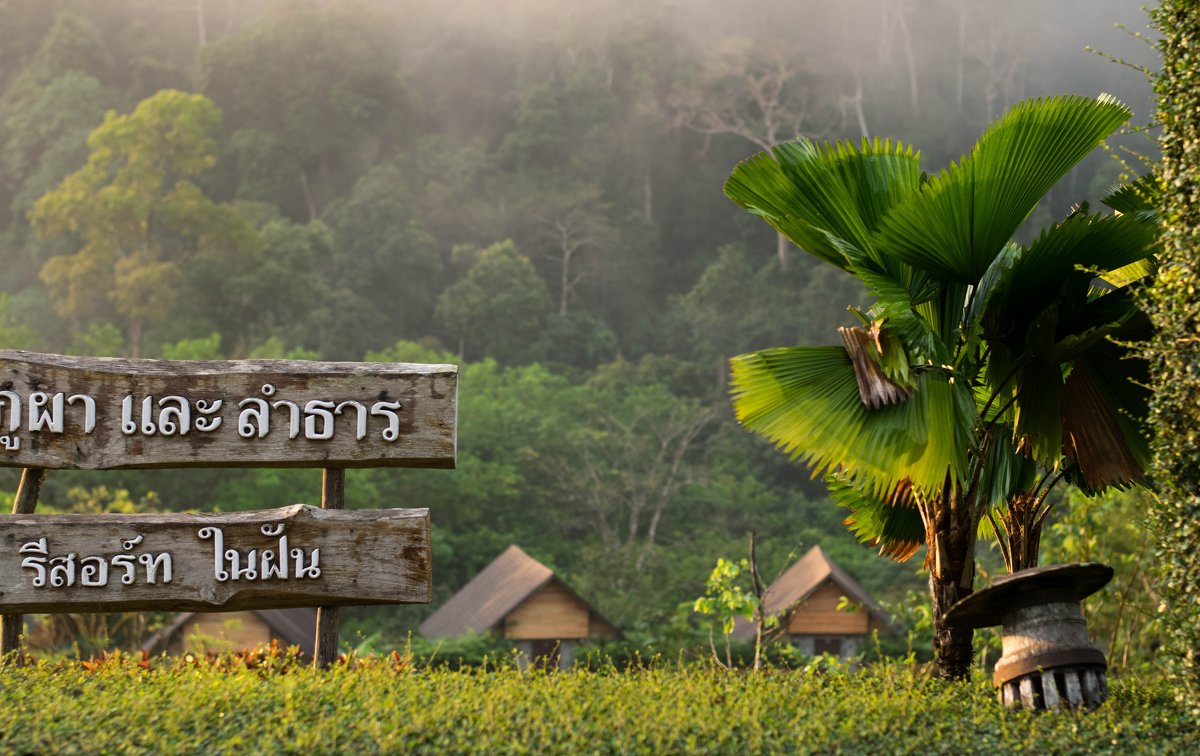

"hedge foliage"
[1150, 0, 1200, 718]
[0, 655, 1195, 754]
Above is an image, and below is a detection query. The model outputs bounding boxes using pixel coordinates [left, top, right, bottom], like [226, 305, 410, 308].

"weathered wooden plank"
[1041, 670, 1061, 709]
[1063, 669, 1084, 707]
[0, 350, 457, 470]
[0, 505, 430, 613]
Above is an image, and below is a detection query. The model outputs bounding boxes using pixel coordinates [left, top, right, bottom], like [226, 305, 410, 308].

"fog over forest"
[0, 0, 1161, 649]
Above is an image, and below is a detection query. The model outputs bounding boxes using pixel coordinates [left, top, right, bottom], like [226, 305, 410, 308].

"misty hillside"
[0, 0, 1158, 645]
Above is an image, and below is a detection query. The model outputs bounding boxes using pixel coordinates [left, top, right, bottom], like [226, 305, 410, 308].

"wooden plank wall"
[786, 581, 870, 635]
[503, 581, 589, 640]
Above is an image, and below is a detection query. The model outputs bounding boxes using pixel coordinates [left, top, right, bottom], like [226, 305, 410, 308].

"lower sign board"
[0, 505, 430, 613]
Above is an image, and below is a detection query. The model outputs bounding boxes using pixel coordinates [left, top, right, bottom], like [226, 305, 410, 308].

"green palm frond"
[1061, 344, 1152, 491]
[852, 266, 950, 365]
[965, 242, 1022, 329]
[871, 94, 1133, 283]
[976, 428, 1040, 512]
[969, 208, 1156, 469]
[1055, 291, 1147, 362]
[723, 137, 921, 272]
[827, 474, 924, 562]
[1100, 172, 1159, 216]
[1096, 257, 1157, 292]
[730, 346, 971, 498]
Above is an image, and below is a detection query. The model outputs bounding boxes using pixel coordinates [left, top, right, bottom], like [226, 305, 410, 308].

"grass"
[0, 651, 1195, 754]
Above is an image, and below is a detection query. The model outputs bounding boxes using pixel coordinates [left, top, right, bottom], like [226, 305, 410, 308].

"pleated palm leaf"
[724, 94, 1154, 680]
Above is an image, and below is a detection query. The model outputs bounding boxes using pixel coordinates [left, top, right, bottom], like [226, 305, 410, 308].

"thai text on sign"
[0, 351, 457, 469]
[0, 505, 431, 613]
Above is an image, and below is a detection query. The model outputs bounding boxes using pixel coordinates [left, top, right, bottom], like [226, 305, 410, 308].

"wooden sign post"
[0, 350, 457, 667]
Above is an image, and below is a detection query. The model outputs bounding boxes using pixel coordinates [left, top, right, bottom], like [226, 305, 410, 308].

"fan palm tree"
[724, 94, 1157, 681]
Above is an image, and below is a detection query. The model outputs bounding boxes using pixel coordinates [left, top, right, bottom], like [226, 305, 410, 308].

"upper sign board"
[0, 351, 457, 470]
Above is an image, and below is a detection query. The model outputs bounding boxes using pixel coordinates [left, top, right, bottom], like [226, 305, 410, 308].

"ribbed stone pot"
[945, 563, 1113, 711]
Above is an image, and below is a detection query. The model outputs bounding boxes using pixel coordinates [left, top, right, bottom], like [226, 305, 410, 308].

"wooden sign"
[0, 505, 430, 613]
[0, 351, 457, 470]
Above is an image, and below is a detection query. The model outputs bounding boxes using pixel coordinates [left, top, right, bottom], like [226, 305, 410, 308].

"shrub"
[1149, 0, 1200, 718]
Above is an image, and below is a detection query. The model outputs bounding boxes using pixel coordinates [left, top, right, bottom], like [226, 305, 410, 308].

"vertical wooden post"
[313, 467, 345, 668]
[1, 467, 47, 665]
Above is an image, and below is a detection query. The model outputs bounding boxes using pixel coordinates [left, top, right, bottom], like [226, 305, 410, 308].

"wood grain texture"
[503, 581, 590, 640]
[786, 582, 870, 635]
[0, 350, 457, 470]
[0, 505, 431, 613]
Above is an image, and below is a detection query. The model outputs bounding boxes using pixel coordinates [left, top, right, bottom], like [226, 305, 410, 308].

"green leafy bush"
[1149, 0, 1200, 718]
[0, 656, 1194, 753]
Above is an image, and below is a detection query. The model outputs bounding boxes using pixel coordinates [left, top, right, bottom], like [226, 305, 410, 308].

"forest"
[0, 0, 1163, 660]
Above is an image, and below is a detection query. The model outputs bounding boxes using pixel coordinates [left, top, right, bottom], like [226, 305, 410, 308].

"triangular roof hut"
[419, 545, 618, 642]
[733, 545, 889, 651]
[142, 608, 316, 658]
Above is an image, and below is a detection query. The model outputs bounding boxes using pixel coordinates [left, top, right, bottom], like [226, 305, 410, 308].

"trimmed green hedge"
[1150, 0, 1200, 719]
[1, 658, 1195, 753]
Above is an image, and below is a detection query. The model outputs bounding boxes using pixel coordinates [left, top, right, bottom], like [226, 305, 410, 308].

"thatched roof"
[141, 608, 316, 656]
[733, 545, 888, 639]
[419, 545, 616, 640]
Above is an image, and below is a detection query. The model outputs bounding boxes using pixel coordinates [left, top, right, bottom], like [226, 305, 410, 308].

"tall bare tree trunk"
[643, 168, 653, 223]
[775, 232, 788, 270]
[896, 9, 919, 108]
[298, 169, 318, 223]
[128, 317, 142, 359]
[955, 0, 967, 106]
[559, 251, 571, 315]
[196, 0, 207, 48]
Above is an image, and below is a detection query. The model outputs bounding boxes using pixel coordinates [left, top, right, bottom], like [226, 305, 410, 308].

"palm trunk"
[927, 485, 976, 681]
[997, 492, 1046, 573]
[930, 564, 974, 681]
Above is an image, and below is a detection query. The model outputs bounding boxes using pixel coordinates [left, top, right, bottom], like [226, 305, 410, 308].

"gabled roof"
[763, 545, 883, 617]
[141, 608, 316, 657]
[419, 545, 614, 640]
[733, 545, 888, 639]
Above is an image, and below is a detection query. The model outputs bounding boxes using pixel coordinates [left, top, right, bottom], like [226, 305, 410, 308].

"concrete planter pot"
[945, 563, 1113, 711]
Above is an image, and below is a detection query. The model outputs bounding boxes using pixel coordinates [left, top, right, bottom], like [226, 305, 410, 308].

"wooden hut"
[734, 545, 889, 659]
[419, 545, 619, 668]
[142, 608, 316, 658]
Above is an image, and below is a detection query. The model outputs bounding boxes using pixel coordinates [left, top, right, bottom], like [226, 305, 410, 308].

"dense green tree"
[30, 90, 262, 357]
[183, 217, 333, 358]
[0, 12, 117, 292]
[673, 245, 792, 388]
[435, 240, 552, 363]
[725, 95, 1154, 679]
[0, 293, 35, 349]
[200, 0, 409, 221]
[322, 162, 442, 339]
[542, 360, 714, 574]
